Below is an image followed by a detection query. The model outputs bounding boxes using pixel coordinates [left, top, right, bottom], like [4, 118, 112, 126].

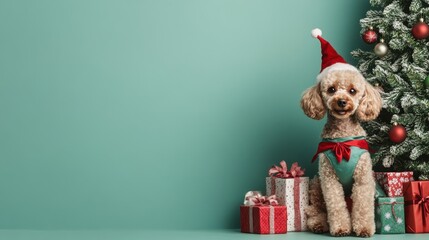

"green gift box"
[375, 197, 405, 234]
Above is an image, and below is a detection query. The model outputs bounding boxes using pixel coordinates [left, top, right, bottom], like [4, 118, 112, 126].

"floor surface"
[0, 229, 428, 240]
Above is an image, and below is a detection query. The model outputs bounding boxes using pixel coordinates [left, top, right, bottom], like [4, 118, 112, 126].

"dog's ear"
[301, 84, 325, 120]
[356, 81, 382, 121]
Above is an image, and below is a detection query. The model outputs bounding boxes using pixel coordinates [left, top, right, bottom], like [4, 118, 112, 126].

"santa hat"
[311, 28, 359, 81]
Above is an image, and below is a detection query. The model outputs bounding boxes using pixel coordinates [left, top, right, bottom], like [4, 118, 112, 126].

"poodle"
[300, 29, 382, 237]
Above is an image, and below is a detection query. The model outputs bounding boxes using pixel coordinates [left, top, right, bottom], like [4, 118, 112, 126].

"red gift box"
[240, 205, 287, 234]
[404, 181, 429, 233]
[374, 172, 413, 197]
[240, 191, 287, 234]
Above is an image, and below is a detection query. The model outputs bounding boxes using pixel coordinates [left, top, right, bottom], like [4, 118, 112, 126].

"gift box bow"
[406, 182, 429, 225]
[244, 191, 278, 206]
[268, 161, 305, 178]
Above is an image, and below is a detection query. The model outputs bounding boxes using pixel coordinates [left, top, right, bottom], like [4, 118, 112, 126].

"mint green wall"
[0, 0, 369, 230]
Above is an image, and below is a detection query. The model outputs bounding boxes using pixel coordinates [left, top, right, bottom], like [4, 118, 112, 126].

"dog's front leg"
[305, 176, 329, 233]
[319, 155, 351, 236]
[351, 153, 375, 237]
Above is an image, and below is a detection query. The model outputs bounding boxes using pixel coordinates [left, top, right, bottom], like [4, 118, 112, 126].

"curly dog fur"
[301, 69, 382, 237]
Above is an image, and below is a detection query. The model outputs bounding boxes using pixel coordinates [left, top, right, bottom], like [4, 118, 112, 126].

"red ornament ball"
[389, 124, 407, 143]
[362, 29, 378, 44]
[412, 19, 429, 40]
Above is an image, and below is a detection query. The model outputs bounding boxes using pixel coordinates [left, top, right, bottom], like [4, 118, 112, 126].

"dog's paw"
[330, 221, 352, 237]
[310, 222, 329, 234]
[353, 218, 375, 237]
[307, 213, 329, 233]
[331, 228, 351, 237]
[354, 225, 375, 238]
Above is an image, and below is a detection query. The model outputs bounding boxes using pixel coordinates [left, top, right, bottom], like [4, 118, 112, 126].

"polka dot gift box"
[375, 197, 405, 234]
[240, 191, 287, 234]
[374, 172, 414, 197]
[266, 161, 309, 232]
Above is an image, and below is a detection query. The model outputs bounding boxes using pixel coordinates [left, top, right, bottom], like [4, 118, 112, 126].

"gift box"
[266, 161, 308, 231]
[240, 191, 287, 234]
[403, 181, 429, 233]
[375, 197, 405, 234]
[374, 172, 413, 197]
[375, 181, 387, 198]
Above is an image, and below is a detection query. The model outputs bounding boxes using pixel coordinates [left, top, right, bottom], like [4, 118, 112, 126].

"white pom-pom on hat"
[310, 27, 358, 78]
[311, 28, 322, 38]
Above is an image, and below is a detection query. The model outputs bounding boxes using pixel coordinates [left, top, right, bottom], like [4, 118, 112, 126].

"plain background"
[0, 0, 370, 230]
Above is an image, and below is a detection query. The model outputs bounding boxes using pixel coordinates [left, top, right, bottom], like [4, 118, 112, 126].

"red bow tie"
[311, 139, 371, 163]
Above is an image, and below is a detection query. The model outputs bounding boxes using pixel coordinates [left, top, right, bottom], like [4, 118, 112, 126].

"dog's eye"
[349, 88, 356, 95]
[328, 87, 336, 93]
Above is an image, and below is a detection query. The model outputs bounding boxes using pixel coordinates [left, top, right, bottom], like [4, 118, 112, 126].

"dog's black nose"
[337, 99, 347, 108]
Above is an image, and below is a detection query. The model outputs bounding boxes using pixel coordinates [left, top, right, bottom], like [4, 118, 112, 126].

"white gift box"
[266, 176, 309, 231]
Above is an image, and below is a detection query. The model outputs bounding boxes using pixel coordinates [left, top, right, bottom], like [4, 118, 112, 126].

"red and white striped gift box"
[240, 205, 287, 234]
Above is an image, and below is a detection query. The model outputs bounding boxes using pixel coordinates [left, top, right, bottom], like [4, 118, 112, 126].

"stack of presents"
[240, 160, 429, 234]
[374, 172, 429, 234]
[240, 161, 308, 234]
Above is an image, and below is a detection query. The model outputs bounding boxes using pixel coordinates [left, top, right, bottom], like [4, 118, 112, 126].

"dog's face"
[301, 70, 382, 121]
[319, 71, 365, 119]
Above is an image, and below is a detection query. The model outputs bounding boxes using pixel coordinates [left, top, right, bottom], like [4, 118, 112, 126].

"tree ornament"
[412, 18, 429, 40]
[374, 82, 384, 92]
[382, 155, 394, 168]
[389, 122, 407, 143]
[424, 75, 429, 89]
[362, 27, 378, 44]
[374, 39, 388, 57]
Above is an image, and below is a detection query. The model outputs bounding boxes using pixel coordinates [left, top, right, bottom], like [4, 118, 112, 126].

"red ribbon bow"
[244, 191, 278, 206]
[415, 183, 429, 226]
[268, 161, 305, 178]
[311, 139, 371, 163]
[405, 182, 429, 228]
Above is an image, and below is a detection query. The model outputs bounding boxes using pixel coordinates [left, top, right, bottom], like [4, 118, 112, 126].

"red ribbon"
[293, 177, 302, 231]
[268, 161, 305, 178]
[405, 182, 429, 226]
[270, 177, 276, 195]
[311, 139, 371, 163]
[244, 191, 279, 206]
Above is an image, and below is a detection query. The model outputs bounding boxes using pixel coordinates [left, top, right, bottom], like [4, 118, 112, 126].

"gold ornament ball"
[374, 39, 388, 57]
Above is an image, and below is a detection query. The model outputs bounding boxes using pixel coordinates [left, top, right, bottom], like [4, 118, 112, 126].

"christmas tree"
[352, 0, 429, 180]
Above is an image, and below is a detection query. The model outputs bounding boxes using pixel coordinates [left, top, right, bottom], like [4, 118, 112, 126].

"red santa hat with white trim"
[311, 28, 359, 81]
